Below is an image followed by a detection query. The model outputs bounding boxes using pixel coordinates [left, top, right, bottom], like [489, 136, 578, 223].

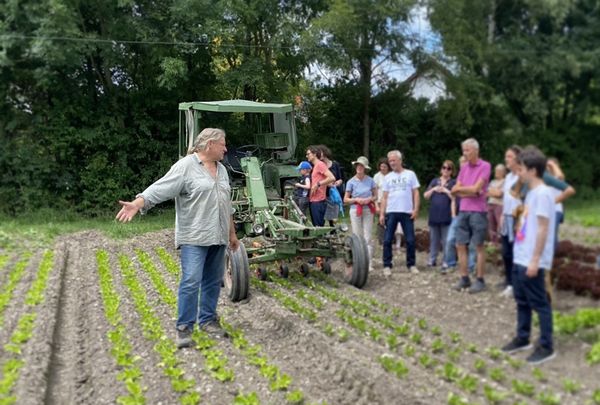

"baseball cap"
[297, 161, 312, 171]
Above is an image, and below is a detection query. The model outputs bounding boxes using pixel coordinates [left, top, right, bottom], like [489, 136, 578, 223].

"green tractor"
[178, 100, 369, 301]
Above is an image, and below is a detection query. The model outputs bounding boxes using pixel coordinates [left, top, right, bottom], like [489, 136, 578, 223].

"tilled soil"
[0, 228, 599, 405]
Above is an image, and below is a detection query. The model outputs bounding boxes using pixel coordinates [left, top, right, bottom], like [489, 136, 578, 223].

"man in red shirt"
[306, 145, 336, 226]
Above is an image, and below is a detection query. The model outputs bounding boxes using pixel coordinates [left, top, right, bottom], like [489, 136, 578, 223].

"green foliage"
[431, 338, 446, 354]
[562, 378, 581, 395]
[587, 342, 600, 365]
[489, 368, 506, 383]
[485, 346, 503, 361]
[233, 392, 260, 405]
[473, 359, 486, 374]
[439, 362, 461, 383]
[593, 389, 600, 405]
[117, 254, 200, 403]
[378, 355, 409, 379]
[285, 389, 304, 404]
[532, 367, 547, 382]
[511, 379, 535, 397]
[446, 392, 470, 405]
[0, 250, 60, 403]
[483, 385, 507, 404]
[457, 374, 478, 394]
[0, 253, 32, 326]
[537, 391, 561, 405]
[418, 354, 436, 369]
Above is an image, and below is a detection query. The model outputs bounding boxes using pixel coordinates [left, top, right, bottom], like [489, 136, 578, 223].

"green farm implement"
[178, 100, 369, 301]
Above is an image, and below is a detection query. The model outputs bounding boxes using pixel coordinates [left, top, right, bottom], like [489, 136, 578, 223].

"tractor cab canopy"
[178, 100, 297, 161]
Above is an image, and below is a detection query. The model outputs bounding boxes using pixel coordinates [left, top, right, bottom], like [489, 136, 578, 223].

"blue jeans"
[428, 224, 449, 266]
[383, 212, 415, 268]
[178, 244, 226, 329]
[444, 217, 476, 270]
[310, 200, 327, 227]
[513, 264, 553, 350]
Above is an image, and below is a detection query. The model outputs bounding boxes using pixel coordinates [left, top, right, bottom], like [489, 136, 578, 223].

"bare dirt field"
[1, 223, 599, 405]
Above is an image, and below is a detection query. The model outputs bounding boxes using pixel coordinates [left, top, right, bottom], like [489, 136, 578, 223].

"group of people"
[115, 127, 575, 364]
[294, 138, 575, 365]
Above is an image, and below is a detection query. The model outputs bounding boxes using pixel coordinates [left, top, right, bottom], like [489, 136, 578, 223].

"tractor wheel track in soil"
[43, 238, 98, 405]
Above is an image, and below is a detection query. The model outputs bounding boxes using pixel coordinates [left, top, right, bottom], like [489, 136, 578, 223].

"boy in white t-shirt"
[501, 146, 556, 365]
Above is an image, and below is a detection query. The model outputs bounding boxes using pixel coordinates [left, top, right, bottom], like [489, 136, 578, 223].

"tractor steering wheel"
[236, 144, 261, 156]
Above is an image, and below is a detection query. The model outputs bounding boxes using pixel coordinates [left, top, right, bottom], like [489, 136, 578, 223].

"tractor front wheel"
[224, 243, 250, 302]
[344, 234, 369, 288]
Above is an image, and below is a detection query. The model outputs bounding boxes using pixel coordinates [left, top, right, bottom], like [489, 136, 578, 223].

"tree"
[304, 0, 417, 158]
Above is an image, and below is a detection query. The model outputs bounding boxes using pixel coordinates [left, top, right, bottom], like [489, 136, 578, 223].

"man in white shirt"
[378, 150, 420, 276]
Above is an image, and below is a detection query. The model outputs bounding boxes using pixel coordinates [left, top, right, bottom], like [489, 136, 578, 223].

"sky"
[306, 5, 447, 102]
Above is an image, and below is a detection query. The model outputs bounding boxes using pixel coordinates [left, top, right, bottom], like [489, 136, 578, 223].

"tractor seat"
[222, 147, 248, 176]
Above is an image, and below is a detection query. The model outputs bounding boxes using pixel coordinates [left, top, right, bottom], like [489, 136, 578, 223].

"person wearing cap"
[293, 161, 312, 216]
[344, 156, 377, 267]
[379, 150, 421, 276]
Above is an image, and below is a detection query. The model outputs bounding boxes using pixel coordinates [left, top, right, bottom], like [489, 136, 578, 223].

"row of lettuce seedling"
[150, 248, 307, 404]
[0, 250, 53, 404]
[553, 308, 600, 365]
[0, 253, 32, 328]
[116, 253, 201, 404]
[96, 250, 146, 405]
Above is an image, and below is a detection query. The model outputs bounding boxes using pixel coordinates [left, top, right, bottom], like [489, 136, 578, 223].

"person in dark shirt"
[424, 160, 456, 267]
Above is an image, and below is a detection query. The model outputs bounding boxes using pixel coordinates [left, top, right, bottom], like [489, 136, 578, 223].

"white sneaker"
[500, 285, 514, 298]
[408, 266, 420, 274]
[383, 267, 392, 277]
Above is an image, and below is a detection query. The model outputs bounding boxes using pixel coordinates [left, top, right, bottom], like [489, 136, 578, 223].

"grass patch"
[565, 194, 600, 228]
[0, 208, 175, 248]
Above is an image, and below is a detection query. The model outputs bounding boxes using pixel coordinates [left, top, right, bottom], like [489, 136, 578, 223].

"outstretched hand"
[116, 200, 140, 222]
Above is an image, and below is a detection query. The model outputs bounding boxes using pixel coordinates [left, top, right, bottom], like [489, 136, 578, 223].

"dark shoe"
[501, 337, 532, 354]
[176, 325, 193, 349]
[526, 345, 556, 365]
[468, 279, 487, 294]
[453, 277, 471, 291]
[199, 320, 227, 338]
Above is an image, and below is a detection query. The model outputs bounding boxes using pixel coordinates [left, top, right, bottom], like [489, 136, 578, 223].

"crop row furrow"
[152, 248, 308, 403]
[0, 253, 32, 327]
[0, 250, 53, 404]
[95, 250, 146, 405]
[117, 254, 201, 405]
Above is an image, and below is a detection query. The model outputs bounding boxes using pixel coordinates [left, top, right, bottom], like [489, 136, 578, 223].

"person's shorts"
[455, 211, 488, 246]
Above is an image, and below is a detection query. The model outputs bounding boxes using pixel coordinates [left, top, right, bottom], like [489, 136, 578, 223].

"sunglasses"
[441, 166, 452, 170]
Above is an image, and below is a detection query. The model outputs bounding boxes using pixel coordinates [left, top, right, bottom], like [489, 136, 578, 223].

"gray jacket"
[138, 154, 233, 248]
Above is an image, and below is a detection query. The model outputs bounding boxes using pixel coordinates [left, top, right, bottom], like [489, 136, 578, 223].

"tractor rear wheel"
[224, 243, 250, 302]
[344, 234, 369, 288]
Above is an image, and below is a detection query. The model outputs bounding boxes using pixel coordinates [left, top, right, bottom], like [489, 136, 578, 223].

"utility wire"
[0, 33, 595, 56]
